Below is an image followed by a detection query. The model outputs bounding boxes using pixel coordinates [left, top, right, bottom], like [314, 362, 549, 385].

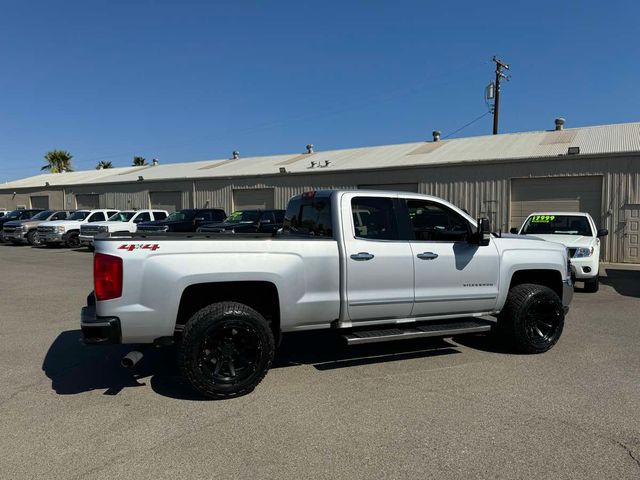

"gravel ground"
[0, 243, 639, 479]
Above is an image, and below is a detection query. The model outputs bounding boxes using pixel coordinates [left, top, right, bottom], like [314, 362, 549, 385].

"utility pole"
[491, 56, 509, 135]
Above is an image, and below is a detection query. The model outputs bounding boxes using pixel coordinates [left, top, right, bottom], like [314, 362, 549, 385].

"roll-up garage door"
[150, 191, 183, 213]
[358, 183, 419, 193]
[76, 194, 100, 209]
[30, 196, 49, 209]
[510, 176, 602, 230]
[232, 189, 274, 210]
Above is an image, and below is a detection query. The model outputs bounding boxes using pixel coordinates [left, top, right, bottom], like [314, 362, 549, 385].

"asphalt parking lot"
[1, 244, 639, 479]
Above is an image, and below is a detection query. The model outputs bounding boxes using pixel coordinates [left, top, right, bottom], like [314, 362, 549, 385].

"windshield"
[68, 211, 90, 221]
[226, 211, 260, 223]
[108, 212, 136, 222]
[32, 210, 54, 220]
[165, 210, 195, 222]
[522, 215, 593, 236]
[4, 210, 23, 220]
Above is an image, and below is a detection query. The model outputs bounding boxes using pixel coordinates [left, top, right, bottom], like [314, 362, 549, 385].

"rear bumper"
[562, 278, 573, 314]
[80, 293, 121, 345]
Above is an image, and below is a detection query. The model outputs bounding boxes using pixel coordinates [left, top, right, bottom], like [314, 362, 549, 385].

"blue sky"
[1, 0, 639, 181]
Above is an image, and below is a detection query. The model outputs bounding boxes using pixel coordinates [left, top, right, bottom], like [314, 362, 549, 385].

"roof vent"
[232, 151, 240, 160]
[555, 117, 565, 131]
[306, 144, 314, 154]
[432, 130, 441, 142]
[152, 158, 159, 166]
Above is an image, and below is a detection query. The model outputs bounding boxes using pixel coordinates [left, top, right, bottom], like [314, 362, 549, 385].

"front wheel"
[497, 283, 564, 354]
[178, 302, 275, 399]
[27, 230, 41, 246]
[584, 275, 599, 293]
[65, 231, 80, 248]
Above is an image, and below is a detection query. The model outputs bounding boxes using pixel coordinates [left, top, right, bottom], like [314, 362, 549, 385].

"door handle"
[417, 252, 438, 260]
[350, 252, 375, 261]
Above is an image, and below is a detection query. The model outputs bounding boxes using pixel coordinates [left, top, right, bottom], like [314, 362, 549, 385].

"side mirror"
[509, 227, 518, 234]
[476, 217, 491, 246]
[597, 228, 608, 237]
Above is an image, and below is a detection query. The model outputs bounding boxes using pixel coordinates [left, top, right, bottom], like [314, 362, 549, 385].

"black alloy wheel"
[179, 302, 275, 399]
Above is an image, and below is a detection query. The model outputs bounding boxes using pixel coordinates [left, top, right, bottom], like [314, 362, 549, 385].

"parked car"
[0, 209, 44, 241]
[3, 210, 73, 246]
[79, 209, 169, 249]
[38, 209, 119, 248]
[197, 209, 285, 234]
[81, 190, 573, 399]
[510, 212, 608, 292]
[0, 209, 7, 218]
[136, 208, 226, 233]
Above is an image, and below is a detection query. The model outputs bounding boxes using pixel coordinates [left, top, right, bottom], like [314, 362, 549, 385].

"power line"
[442, 110, 492, 139]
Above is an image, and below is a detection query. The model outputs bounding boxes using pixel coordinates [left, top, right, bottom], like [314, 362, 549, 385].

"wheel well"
[176, 281, 280, 338]
[509, 269, 563, 298]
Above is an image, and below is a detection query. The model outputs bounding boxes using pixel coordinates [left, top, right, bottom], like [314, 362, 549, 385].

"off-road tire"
[178, 302, 275, 399]
[65, 231, 80, 248]
[584, 276, 599, 293]
[27, 230, 40, 246]
[497, 283, 564, 354]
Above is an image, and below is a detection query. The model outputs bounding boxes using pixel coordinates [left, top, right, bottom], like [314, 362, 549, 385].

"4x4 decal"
[118, 243, 160, 252]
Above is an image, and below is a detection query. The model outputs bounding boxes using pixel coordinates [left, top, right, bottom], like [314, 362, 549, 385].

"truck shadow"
[600, 268, 640, 298]
[43, 330, 464, 401]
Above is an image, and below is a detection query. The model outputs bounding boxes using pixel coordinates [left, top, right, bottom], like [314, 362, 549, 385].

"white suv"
[79, 209, 168, 249]
[38, 209, 119, 248]
[513, 212, 608, 292]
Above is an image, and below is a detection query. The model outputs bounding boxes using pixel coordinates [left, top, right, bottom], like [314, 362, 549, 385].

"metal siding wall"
[3, 154, 639, 262]
[0, 189, 65, 210]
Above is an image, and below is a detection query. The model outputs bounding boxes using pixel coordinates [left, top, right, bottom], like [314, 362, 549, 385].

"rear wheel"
[497, 283, 564, 354]
[178, 302, 275, 399]
[27, 230, 41, 246]
[65, 231, 80, 248]
[584, 275, 599, 293]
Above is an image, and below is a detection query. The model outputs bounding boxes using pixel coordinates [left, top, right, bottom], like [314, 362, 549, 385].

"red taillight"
[94, 253, 123, 301]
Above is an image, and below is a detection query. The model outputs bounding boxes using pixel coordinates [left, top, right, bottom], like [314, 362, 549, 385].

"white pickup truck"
[79, 209, 169, 250]
[39, 209, 119, 248]
[81, 190, 573, 399]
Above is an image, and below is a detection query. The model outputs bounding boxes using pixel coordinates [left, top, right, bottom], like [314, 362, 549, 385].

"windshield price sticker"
[531, 215, 555, 223]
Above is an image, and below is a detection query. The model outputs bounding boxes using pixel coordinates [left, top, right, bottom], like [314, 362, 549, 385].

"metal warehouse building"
[1, 120, 639, 263]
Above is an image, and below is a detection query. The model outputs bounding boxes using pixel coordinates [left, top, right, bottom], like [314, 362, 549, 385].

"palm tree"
[132, 156, 147, 166]
[42, 150, 73, 173]
[96, 160, 113, 170]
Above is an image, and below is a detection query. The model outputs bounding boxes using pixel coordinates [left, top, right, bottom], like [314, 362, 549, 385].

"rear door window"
[153, 211, 167, 220]
[351, 197, 399, 240]
[88, 212, 106, 222]
[283, 195, 333, 237]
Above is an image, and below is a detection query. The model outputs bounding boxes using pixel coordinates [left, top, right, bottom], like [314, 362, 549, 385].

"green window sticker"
[531, 215, 556, 223]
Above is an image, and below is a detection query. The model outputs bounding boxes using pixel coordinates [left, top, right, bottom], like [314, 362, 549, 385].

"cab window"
[404, 199, 469, 242]
[153, 211, 167, 220]
[134, 212, 151, 223]
[351, 197, 399, 240]
[88, 212, 106, 222]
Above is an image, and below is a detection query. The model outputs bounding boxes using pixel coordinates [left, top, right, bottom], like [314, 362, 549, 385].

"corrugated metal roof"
[3, 122, 639, 189]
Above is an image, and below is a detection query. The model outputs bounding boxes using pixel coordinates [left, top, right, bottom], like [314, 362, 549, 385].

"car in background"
[511, 212, 608, 292]
[79, 209, 168, 249]
[136, 208, 226, 233]
[3, 210, 73, 246]
[0, 209, 7, 218]
[0, 209, 45, 242]
[197, 209, 285, 234]
[38, 209, 119, 248]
